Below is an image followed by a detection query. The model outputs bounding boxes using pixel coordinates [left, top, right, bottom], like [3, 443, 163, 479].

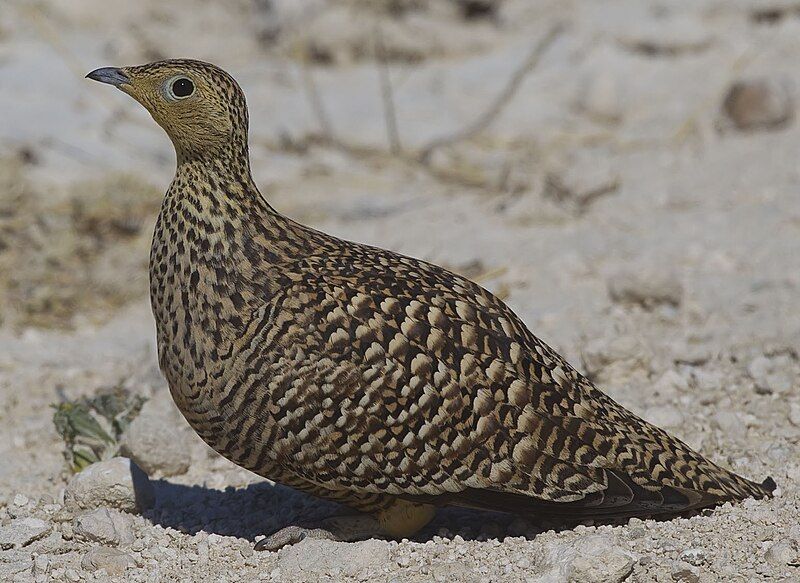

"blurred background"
[0, 1, 799, 580]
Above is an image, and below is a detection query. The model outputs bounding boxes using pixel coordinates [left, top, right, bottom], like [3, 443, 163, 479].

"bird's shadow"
[143, 478, 563, 543]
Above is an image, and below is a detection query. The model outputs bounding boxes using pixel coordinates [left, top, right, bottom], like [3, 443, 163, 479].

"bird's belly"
[158, 346, 288, 482]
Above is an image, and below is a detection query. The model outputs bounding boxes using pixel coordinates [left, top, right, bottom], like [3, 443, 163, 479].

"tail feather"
[410, 468, 774, 522]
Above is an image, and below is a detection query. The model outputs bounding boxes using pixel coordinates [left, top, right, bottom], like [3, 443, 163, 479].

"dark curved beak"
[85, 67, 130, 87]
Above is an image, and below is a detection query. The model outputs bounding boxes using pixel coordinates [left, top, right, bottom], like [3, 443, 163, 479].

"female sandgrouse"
[87, 60, 774, 550]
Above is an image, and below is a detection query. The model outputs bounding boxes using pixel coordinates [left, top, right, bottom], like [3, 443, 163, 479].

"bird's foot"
[254, 514, 383, 551]
[254, 525, 339, 551]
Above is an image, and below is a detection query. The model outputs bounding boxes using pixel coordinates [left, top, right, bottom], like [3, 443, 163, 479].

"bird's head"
[87, 59, 249, 162]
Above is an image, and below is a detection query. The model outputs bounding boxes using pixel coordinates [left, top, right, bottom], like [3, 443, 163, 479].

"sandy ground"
[1, 0, 799, 581]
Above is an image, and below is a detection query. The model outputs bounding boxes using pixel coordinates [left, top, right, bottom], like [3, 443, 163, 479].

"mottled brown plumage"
[87, 59, 774, 548]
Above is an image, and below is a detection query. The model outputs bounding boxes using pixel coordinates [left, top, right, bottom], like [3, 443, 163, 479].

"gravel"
[1, 0, 799, 582]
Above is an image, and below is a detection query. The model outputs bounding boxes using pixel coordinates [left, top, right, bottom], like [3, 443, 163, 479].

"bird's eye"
[168, 77, 195, 100]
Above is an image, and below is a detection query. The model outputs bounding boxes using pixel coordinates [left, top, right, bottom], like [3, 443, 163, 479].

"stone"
[652, 370, 689, 398]
[608, 270, 683, 309]
[81, 546, 136, 576]
[643, 404, 685, 430]
[672, 564, 700, 583]
[32, 554, 50, 578]
[119, 399, 192, 477]
[722, 78, 793, 132]
[581, 334, 650, 385]
[765, 541, 795, 566]
[789, 402, 800, 427]
[541, 534, 636, 583]
[747, 355, 793, 395]
[569, 537, 636, 583]
[73, 508, 135, 546]
[0, 517, 51, 550]
[679, 548, 706, 566]
[64, 457, 155, 514]
[764, 372, 793, 394]
[712, 410, 747, 441]
[278, 538, 390, 580]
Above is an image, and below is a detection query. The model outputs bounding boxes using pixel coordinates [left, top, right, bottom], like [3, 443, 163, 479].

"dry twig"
[418, 23, 565, 163]
[298, 55, 337, 143]
[374, 24, 403, 155]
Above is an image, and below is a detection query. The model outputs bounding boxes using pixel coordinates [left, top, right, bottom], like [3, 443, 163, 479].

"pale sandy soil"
[0, 1, 799, 581]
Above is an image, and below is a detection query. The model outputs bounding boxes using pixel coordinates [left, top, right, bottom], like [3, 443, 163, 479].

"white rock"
[32, 554, 50, 578]
[789, 402, 800, 427]
[541, 534, 636, 583]
[765, 372, 793, 394]
[765, 541, 796, 566]
[788, 524, 800, 544]
[0, 517, 51, 550]
[653, 370, 689, 398]
[712, 410, 747, 441]
[643, 404, 685, 429]
[615, 15, 713, 56]
[608, 270, 683, 309]
[581, 334, 650, 384]
[748, 356, 772, 392]
[119, 399, 192, 477]
[73, 508, 135, 546]
[81, 546, 136, 576]
[64, 457, 155, 514]
[279, 539, 390, 580]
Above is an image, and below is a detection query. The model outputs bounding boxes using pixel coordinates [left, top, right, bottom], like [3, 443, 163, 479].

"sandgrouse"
[87, 60, 774, 550]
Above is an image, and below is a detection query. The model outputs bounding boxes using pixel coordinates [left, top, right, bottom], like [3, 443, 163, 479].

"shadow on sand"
[142, 478, 553, 543]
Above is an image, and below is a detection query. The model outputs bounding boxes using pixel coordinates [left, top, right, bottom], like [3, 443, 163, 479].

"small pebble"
[765, 541, 795, 565]
[789, 402, 800, 427]
[73, 507, 135, 546]
[608, 270, 683, 309]
[81, 546, 136, 576]
[672, 565, 700, 583]
[0, 517, 51, 550]
[643, 404, 685, 430]
[722, 77, 794, 131]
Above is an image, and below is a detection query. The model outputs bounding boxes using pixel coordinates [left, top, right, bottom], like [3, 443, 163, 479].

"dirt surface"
[1, 1, 799, 581]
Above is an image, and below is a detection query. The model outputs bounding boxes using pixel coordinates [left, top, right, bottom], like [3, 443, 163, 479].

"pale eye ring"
[166, 76, 195, 100]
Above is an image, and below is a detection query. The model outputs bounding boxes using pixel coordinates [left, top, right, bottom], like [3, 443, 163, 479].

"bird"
[86, 59, 775, 550]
